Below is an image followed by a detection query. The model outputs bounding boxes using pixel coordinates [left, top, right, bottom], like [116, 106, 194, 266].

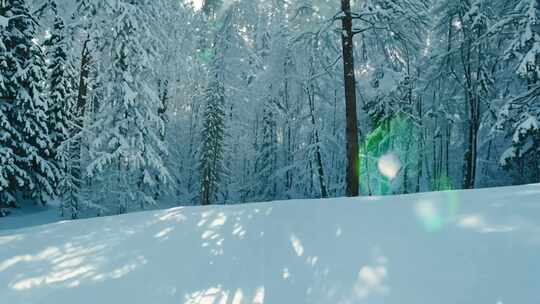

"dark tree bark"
[307, 77, 328, 198]
[416, 96, 423, 193]
[463, 97, 479, 189]
[157, 79, 169, 141]
[340, 0, 359, 196]
[72, 36, 91, 190]
[462, 19, 483, 190]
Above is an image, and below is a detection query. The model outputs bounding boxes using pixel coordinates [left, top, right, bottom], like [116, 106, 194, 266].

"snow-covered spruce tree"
[502, 0, 540, 89]
[198, 0, 230, 206]
[156, 1, 205, 203]
[292, 3, 330, 199]
[86, 0, 170, 215]
[64, 0, 101, 217]
[500, 113, 540, 183]
[43, 7, 79, 218]
[0, 0, 59, 207]
[496, 0, 540, 182]
[254, 100, 278, 201]
[0, 6, 17, 212]
[199, 61, 227, 206]
[218, 3, 260, 204]
[427, 0, 496, 189]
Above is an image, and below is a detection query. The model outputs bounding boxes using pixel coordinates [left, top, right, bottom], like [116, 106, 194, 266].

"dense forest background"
[0, 0, 538, 218]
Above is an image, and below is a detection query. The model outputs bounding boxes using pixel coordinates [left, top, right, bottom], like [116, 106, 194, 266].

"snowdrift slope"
[1, 185, 540, 304]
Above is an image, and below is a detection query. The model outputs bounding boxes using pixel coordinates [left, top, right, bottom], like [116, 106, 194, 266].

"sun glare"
[189, 0, 204, 11]
[377, 153, 401, 180]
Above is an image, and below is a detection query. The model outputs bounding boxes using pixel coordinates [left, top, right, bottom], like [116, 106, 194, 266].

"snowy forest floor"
[1, 184, 540, 304]
[0, 198, 184, 231]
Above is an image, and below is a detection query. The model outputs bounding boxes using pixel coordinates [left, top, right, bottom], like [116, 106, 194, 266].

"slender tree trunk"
[283, 57, 293, 194]
[483, 139, 492, 176]
[330, 88, 338, 196]
[186, 89, 200, 197]
[72, 37, 91, 193]
[416, 96, 423, 193]
[462, 24, 482, 190]
[341, 0, 359, 196]
[307, 83, 328, 198]
[445, 124, 450, 180]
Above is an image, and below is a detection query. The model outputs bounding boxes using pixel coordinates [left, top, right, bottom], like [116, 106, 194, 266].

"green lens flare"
[359, 114, 461, 232]
[359, 114, 417, 195]
[199, 48, 214, 63]
[415, 191, 461, 233]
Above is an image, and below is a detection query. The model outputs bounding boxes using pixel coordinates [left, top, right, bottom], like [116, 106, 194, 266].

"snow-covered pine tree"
[503, 0, 540, 89]
[65, 0, 99, 217]
[154, 0, 204, 203]
[427, 0, 496, 189]
[86, 0, 171, 214]
[198, 0, 230, 206]
[496, 0, 540, 182]
[0, 4, 18, 211]
[0, 0, 59, 206]
[254, 100, 278, 200]
[199, 62, 226, 206]
[291, 2, 330, 198]
[500, 112, 540, 182]
[43, 3, 79, 218]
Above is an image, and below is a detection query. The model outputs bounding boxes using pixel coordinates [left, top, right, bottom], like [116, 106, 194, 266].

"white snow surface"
[1, 184, 540, 304]
[0, 16, 9, 28]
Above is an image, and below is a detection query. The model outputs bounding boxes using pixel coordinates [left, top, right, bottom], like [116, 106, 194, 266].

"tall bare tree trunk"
[341, 0, 359, 196]
[307, 81, 328, 198]
[73, 37, 91, 191]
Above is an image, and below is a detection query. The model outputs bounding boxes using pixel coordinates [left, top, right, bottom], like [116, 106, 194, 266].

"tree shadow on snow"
[1, 184, 540, 303]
